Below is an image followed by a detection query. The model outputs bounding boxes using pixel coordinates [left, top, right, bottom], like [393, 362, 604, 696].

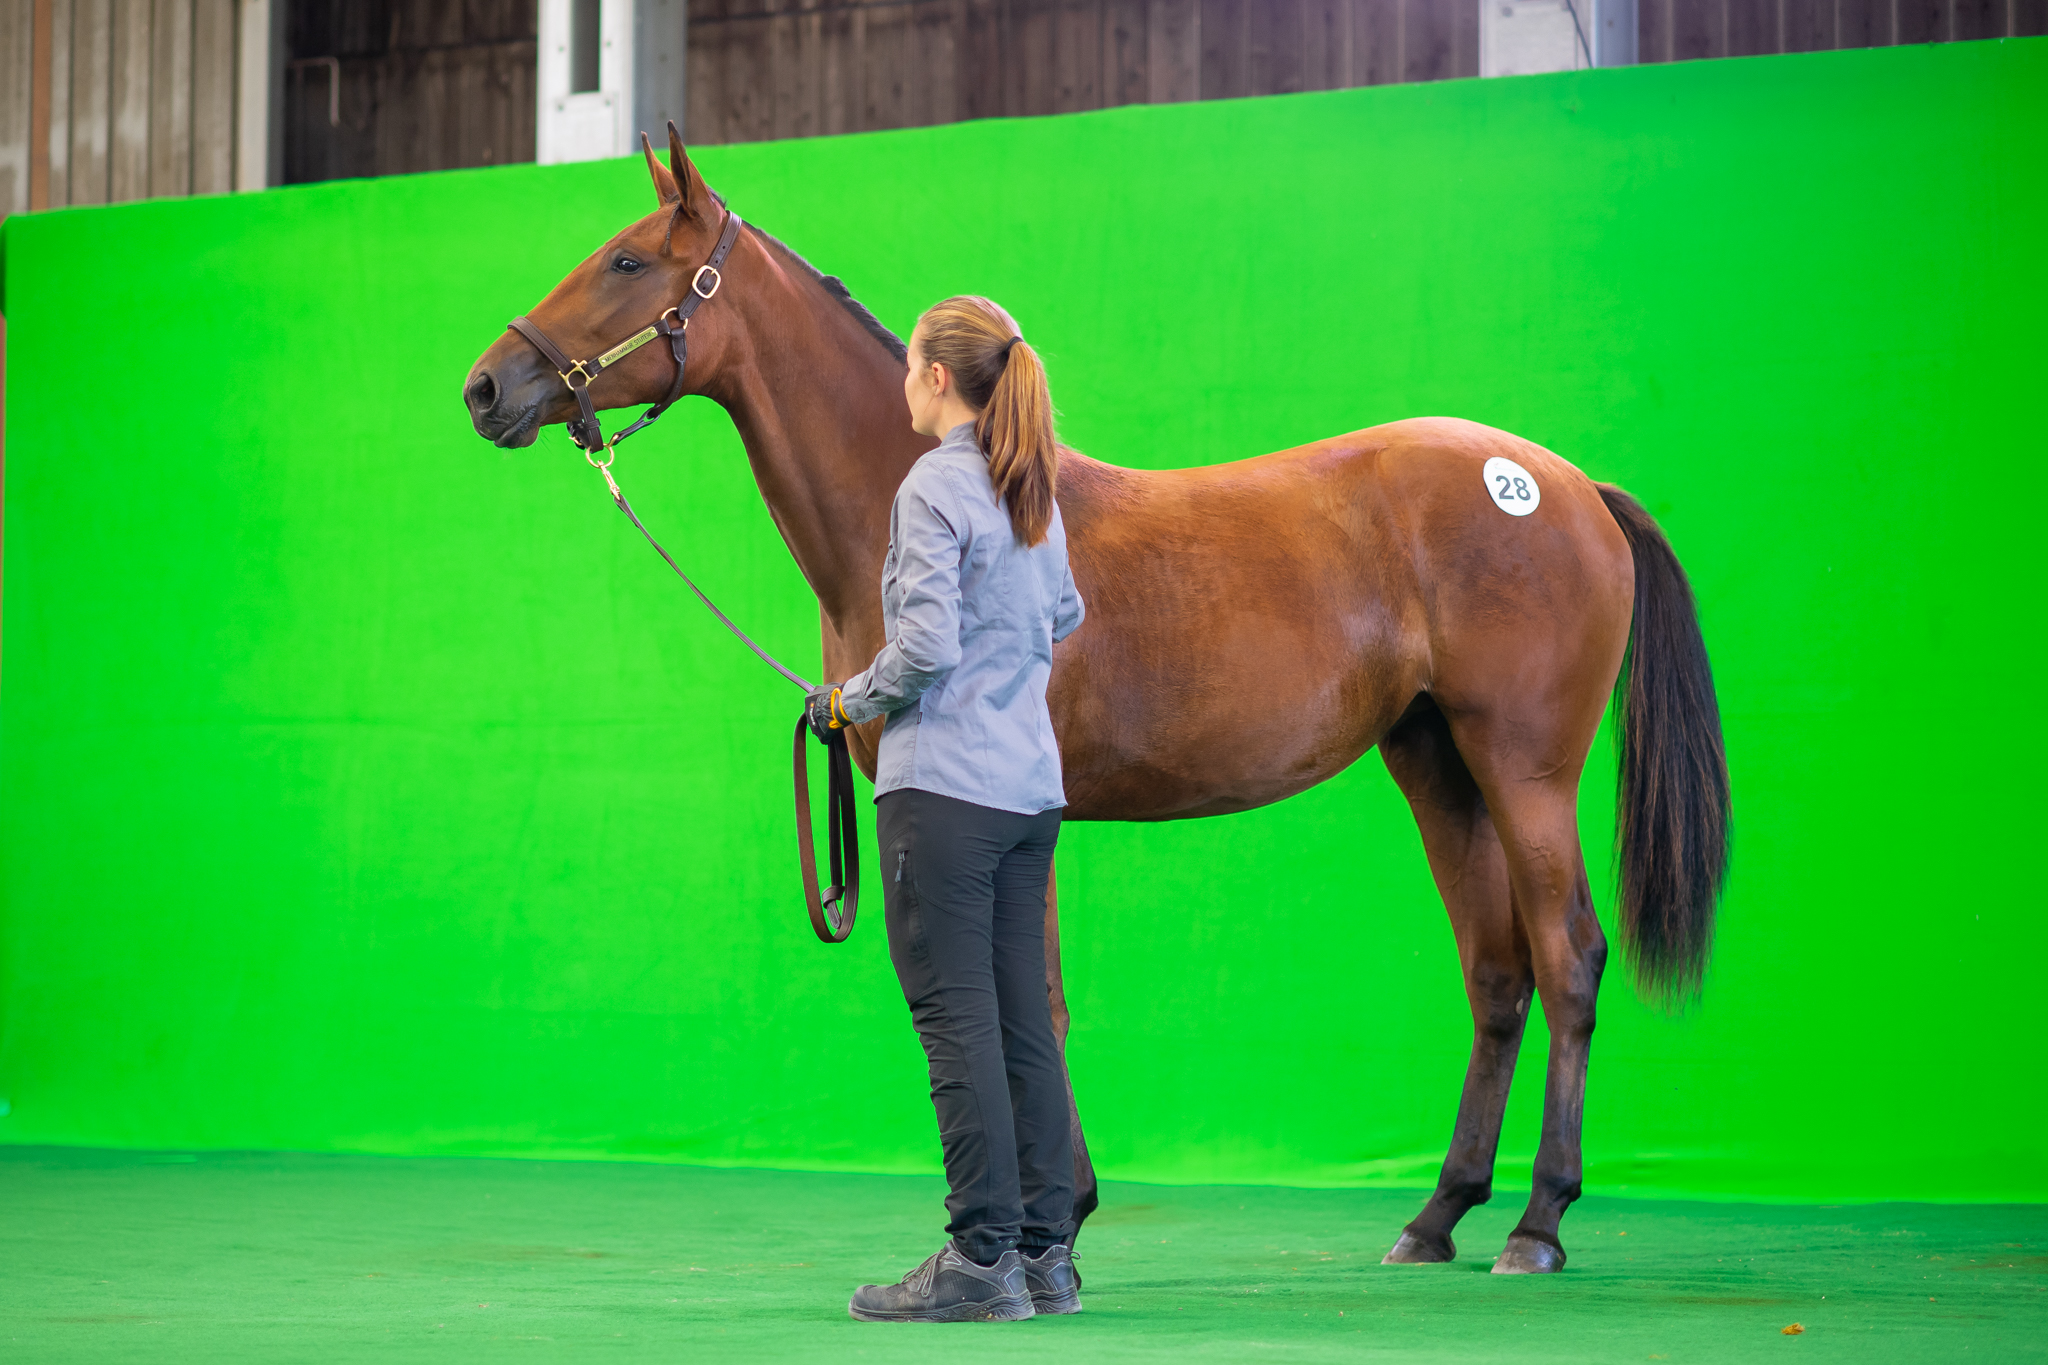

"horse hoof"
[1381, 1230, 1456, 1264]
[1490, 1234, 1566, 1274]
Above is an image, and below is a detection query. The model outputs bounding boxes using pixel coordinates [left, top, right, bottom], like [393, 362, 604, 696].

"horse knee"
[1530, 953, 1599, 1039]
[1572, 907, 1609, 976]
[1542, 985, 1599, 1042]
[1534, 910, 1607, 1032]
[1468, 963, 1533, 1044]
[1474, 995, 1530, 1045]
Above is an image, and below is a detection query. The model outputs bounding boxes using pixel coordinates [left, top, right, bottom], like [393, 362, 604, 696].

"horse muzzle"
[463, 341, 560, 448]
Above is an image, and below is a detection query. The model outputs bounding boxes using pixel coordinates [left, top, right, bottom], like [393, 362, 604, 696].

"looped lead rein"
[597, 448, 861, 944]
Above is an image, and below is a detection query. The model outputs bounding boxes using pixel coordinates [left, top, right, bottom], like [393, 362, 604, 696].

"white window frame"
[538, 0, 636, 165]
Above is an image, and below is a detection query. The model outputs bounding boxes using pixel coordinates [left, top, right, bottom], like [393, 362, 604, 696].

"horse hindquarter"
[1375, 421, 1633, 1272]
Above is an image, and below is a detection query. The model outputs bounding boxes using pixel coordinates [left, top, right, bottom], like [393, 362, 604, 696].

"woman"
[807, 296, 1086, 1323]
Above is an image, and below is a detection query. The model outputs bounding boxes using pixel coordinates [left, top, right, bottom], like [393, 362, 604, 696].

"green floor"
[2, 1147, 2041, 1363]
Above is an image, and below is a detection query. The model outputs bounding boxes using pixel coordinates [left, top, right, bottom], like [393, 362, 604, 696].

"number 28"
[1495, 475, 1532, 502]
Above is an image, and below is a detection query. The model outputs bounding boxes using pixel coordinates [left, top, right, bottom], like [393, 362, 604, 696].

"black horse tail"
[1596, 483, 1731, 1004]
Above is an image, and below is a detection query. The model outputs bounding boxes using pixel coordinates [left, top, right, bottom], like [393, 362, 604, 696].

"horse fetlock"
[1532, 1172, 1584, 1209]
[1435, 1175, 1494, 1211]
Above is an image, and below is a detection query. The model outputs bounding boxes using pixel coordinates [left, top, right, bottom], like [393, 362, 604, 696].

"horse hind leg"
[1489, 839, 1604, 1274]
[1045, 869, 1101, 1236]
[1451, 716, 1609, 1275]
[1379, 697, 1535, 1264]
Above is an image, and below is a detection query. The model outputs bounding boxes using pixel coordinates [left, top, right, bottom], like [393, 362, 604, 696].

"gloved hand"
[806, 684, 852, 741]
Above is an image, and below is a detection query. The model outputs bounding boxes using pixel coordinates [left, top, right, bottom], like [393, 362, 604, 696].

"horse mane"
[742, 219, 909, 364]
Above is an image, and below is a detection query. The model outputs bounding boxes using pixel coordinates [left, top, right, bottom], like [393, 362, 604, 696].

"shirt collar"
[940, 420, 980, 454]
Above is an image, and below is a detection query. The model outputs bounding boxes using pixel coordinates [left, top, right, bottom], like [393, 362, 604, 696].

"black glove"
[806, 684, 850, 741]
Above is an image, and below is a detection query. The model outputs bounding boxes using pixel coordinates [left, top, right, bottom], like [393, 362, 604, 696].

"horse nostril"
[466, 370, 498, 413]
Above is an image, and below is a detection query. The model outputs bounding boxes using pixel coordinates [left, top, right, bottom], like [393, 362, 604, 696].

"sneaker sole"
[1030, 1288, 1083, 1315]
[848, 1294, 1036, 1323]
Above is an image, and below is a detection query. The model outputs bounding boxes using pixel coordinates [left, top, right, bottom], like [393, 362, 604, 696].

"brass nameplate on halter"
[596, 325, 661, 370]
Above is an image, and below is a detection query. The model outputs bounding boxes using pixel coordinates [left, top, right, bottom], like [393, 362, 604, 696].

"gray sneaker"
[848, 1243, 1035, 1322]
[1022, 1244, 1082, 1314]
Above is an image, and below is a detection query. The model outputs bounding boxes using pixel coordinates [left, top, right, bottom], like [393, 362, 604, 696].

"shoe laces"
[904, 1248, 946, 1298]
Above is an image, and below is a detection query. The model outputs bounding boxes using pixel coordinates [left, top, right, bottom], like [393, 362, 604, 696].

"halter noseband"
[505, 208, 746, 465]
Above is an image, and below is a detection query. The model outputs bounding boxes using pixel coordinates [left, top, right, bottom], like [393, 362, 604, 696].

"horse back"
[1048, 418, 1631, 820]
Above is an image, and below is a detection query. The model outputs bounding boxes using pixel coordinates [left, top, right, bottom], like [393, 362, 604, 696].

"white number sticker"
[1482, 456, 1541, 517]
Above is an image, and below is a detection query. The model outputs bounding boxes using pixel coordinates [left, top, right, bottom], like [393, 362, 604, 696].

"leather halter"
[506, 207, 746, 460]
[501, 205, 858, 945]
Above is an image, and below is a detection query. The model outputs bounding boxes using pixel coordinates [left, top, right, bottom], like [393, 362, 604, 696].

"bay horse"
[462, 131, 1730, 1275]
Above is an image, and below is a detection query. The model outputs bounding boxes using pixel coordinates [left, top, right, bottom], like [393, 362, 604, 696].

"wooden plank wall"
[1, 1, 33, 215]
[4, 0, 540, 212]
[9, 0, 2047, 211]
[1639, 0, 2045, 58]
[685, 0, 2048, 145]
[282, 0, 536, 185]
[684, 0, 1477, 143]
[13, 0, 238, 213]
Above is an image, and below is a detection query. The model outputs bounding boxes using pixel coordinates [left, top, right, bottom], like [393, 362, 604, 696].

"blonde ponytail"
[913, 296, 1059, 546]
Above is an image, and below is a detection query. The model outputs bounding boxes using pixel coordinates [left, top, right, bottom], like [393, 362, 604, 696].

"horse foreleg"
[1044, 866, 1100, 1237]
[1380, 701, 1533, 1264]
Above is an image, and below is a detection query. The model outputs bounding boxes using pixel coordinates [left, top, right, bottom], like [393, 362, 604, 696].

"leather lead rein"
[503, 207, 860, 945]
[795, 720, 860, 944]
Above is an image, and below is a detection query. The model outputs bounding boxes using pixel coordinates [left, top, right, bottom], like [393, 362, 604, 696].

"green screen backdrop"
[3, 39, 2042, 1204]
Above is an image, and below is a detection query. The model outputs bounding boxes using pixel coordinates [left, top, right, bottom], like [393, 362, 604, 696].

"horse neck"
[703, 246, 926, 650]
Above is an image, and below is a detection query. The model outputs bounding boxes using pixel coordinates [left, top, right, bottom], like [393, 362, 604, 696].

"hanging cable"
[1562, 0, 1595, 69]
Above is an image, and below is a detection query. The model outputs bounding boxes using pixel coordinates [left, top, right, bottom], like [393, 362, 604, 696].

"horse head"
[464, 125, 736, 449]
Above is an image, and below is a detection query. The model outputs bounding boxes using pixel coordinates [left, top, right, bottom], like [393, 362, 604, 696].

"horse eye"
[613, 256, 643, 275]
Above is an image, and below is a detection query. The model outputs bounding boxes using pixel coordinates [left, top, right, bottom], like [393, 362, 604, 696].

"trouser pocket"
[885, 843, 933, 986]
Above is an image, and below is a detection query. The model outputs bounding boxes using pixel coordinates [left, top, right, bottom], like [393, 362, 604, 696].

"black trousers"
[877, 787, 1077, 1264]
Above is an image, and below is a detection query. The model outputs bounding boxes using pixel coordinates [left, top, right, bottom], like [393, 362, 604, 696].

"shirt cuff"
[835, 673, 890, 725]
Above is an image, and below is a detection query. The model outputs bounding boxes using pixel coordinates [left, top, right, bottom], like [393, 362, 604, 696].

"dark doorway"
[285, 0, 539, 185]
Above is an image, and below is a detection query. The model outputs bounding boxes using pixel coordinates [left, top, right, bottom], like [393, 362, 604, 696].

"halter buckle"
[691, 265, 723, 300]
[560, 360, 597, 389]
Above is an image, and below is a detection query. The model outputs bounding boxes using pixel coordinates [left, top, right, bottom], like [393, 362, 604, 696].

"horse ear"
[667, 120, 711, 219]
[642, 131, 682, 206]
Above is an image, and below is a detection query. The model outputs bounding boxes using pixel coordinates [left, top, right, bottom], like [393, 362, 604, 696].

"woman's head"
[904, 296, 1058, 547]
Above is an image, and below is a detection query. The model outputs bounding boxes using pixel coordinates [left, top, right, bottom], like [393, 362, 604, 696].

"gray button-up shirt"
[838, 422, 1084, 815]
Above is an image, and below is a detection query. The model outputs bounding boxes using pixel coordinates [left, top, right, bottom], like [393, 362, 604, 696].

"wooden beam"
[2, 0, 35, 216]
[108, 0, 150, 202]
[45, 0, 68, 204]
[234, 0, 274, 190]
[28, 0, 51, 210]
[150, 0, 193, 198]
[191, 0, 231, 193]
[1146, 0, 1198, 102]
[71, 0, 110, 206]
